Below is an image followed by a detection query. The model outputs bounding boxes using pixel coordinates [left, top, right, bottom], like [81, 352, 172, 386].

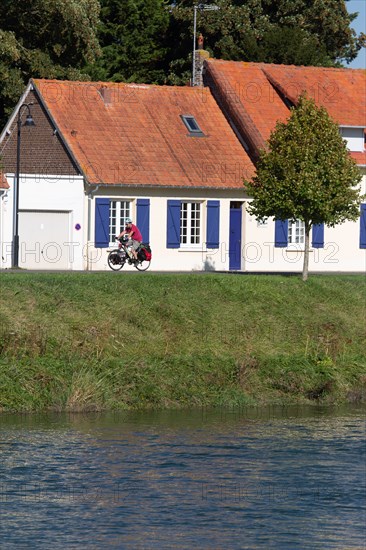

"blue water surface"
[0, 405, 365, 549]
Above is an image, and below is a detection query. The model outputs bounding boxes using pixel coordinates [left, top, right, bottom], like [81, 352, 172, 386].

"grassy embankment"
[0, 272, 365, 412]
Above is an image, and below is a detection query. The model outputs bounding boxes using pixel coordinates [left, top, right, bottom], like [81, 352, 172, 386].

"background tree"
[0, 0, 364, 126]
[244, 95, 363, 281]
[85, 0, 169, 83]
[0, 0, 101, 128]
[260, 0, 364, 61]
[166, 0, 365, 84]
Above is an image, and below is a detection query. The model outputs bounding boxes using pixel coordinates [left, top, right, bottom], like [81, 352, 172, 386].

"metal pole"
[192, 4, 219, 87]
[192, 5, 197, 86]
[12, 111, 22, 268]
[12, 103, 35, 268]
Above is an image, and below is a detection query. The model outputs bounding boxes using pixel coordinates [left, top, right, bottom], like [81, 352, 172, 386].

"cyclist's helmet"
[125, 217, 132, 223]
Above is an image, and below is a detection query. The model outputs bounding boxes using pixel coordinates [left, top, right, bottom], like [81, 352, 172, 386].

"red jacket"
[128, 224, 142, 242]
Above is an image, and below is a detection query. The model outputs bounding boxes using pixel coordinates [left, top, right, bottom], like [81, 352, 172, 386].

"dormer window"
[181, 115, 205, 137]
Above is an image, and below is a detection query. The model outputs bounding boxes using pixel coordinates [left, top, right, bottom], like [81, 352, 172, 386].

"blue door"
[229, 208, 242, 270]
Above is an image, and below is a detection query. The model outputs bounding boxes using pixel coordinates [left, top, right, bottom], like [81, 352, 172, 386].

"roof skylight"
[181, 115, 205, 137]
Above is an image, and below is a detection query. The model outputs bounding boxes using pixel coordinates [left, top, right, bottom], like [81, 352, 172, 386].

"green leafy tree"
[85, 0, 170, 83]
[261, 0, 365, 62]
[0, 0, 101, 128]
[244, 95, 363, 281]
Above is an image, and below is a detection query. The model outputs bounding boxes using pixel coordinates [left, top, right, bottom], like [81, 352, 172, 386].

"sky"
[346, 0, 366, 68]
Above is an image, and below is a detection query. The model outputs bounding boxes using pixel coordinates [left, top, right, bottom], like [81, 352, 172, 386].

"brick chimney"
[99, 85, 113, 105]
[194, 49, 210, 87]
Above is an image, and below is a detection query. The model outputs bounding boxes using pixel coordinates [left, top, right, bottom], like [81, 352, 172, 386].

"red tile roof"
[351, 151, 366, 166]
[32, 79, 255, 188]
[205, 60, 290, 146]
[205, 60, 366, 162]
[0, 171, 9, 189]
[262, 64, 366, 127]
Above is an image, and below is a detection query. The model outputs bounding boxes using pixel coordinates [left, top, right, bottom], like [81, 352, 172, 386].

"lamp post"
[12, 103, 35, 268]
[192, 3, 219, 86]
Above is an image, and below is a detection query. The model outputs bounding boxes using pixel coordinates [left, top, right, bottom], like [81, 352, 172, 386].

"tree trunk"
[303, 224, 310, 281]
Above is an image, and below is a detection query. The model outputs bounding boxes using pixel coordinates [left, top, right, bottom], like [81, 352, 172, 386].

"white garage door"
[18, 210, 71, 270]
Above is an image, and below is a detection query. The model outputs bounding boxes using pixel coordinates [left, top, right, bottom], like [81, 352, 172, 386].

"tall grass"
[0, 272, 365, 411]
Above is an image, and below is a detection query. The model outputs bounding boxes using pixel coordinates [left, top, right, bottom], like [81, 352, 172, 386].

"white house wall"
[0, 190, 7, 269]
[1, 173, 85, 270]
[87, 173, 366, 273]
[243, 172, 366, 273]
[87, 187, 244, 272]
[2, 173, 365, 273]
[243, 214, 366, 272]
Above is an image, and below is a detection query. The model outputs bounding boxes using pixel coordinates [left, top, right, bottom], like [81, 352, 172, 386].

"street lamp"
[12, 103, 35, 268]
[192, 3, 220, 86]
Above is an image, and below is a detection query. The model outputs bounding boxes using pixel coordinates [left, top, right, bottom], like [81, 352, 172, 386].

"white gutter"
[83, 182, 248, 191]
[86, 184, 100, 271]
[0, 189, 8, 267]
[339, 125, 366, 129]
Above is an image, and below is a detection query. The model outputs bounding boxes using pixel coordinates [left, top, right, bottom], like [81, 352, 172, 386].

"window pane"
[186, 117, 199, 131]
[180, 202, 200, 244]
[180, 203, 188, 244]
[120, 202, 130, 231]
[109, 201, 131, 243]
[109, 201, 117, 242]
[181, 115, 203, 134]
[288, 219, 305, 244]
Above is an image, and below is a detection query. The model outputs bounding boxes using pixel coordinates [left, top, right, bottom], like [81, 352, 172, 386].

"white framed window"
[288, 219, 305, 245]
[109, 200, 131, 243]
[180, 202, 201, 245]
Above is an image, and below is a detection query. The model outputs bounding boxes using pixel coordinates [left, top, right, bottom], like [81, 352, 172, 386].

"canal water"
[0, 405, 365, 549]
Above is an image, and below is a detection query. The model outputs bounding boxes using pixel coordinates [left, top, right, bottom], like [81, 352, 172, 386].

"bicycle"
[107, 235, 152, 271]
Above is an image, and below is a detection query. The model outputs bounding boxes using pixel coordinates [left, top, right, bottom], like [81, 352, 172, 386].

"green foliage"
[244, 94, 362, 279]
[0, 0, 364, 123]
[84, 0, 170, 83]
[245, 94, 362, 226]
[0, 0, 101, 65]
[0, 0, 101, 125]
[261, 0, 365, 62]
[253, 26, 332, 66]
[166, 0, 365, 83]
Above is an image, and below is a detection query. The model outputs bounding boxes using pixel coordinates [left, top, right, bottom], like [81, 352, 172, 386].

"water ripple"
[0, 405, 365, 549]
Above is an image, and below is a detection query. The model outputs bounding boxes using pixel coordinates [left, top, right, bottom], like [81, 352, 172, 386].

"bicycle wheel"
[108, 251, 125, 271]
[134, 259, 151, 271]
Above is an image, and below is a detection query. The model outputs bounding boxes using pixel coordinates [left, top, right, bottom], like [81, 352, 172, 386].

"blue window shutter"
[206, 200, 220, 248]
[137, 199, 150, 243]
[95, 198, 110, 248]
[167, 200, 181, 248]
[312, 224, 324, 248]
[360, 204, 366, 249]
[274, 219, 288, 247]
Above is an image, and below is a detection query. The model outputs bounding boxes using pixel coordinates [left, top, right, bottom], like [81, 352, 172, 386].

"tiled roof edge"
[206, 59, 366, 74]
[204, 61, 266, 160]
[261, 69, 299, 106]
[85, 181, 250, 191]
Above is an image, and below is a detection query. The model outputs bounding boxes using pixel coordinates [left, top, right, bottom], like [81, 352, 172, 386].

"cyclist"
[116, 217, 142, 263]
